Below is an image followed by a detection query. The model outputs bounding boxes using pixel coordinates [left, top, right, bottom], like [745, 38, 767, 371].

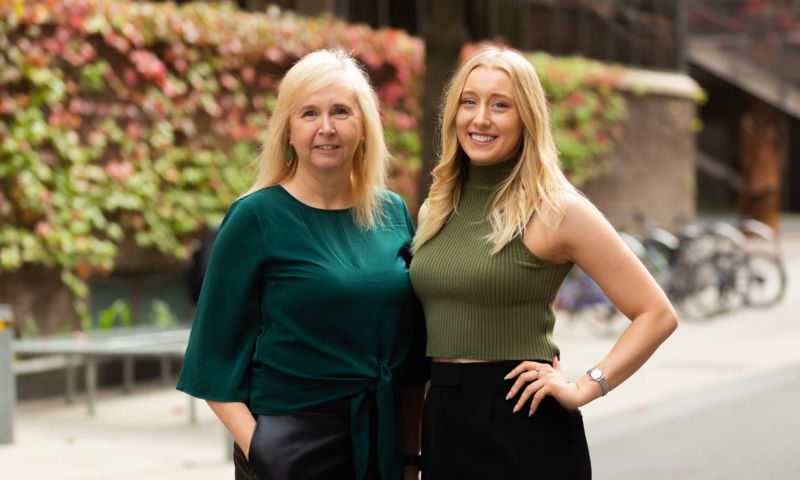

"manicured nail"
[528, 410, 534, 417]
[505, 392, 512, 400]
[503, 373, 511, 380]
[512, 405, 519, 413]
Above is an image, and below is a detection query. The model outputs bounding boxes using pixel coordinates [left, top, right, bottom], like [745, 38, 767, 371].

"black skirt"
[422, 361, 591, 480]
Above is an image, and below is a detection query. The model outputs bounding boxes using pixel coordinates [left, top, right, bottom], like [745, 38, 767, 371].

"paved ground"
[1, 216, 799, 479]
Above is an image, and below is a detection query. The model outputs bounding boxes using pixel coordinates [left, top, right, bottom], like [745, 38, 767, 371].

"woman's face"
[455, 67, 523, 166]
[288, 83, 363, 174]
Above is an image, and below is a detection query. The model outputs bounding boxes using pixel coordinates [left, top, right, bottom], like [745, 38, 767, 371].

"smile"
[469, 133, 497, 144]
[314, 145, 340, 150]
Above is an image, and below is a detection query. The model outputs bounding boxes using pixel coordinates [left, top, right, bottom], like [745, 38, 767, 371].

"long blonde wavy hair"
[412, 46, 574, 254]
[244, 49, 389, 230]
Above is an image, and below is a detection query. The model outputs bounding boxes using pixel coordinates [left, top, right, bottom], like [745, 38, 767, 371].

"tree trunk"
[416, 0, 467, 213]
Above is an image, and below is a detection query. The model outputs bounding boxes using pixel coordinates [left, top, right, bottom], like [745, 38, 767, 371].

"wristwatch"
[586, 367, 609, 396]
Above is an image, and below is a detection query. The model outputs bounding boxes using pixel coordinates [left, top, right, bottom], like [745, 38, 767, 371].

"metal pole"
[0, 304, 15, 444]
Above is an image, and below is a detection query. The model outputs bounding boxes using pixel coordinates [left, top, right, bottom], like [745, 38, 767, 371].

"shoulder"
[377, 188, 410, 219]
[235, 185, 286, 210]
[551, 190, 616, 253]
[220, 186, 286, 234]
[378, 188, 405, 208]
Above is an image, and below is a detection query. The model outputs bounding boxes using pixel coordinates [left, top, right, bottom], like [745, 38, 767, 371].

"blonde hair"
[244, 49, 388, 229]
[412, 46, 574, 254]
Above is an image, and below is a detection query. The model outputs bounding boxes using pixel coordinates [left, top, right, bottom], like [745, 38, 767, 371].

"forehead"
[461, 66, 514, 96]
[300, 82, 359, 108]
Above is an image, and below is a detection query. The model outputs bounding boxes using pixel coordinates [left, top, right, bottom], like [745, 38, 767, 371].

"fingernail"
[528, 410, 534, 417]
[503, 374, 510, 380]
[505, 393, 511, 400]
[512, 406, 519, 413]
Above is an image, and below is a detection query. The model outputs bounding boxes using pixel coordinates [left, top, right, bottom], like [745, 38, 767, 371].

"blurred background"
[1, 1, 798, 479]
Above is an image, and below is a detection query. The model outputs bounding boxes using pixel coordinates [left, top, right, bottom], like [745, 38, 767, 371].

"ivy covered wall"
[0, 0, 629, 331]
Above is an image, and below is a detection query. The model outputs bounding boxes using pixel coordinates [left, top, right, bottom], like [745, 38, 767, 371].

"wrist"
[585, 366, 609, 397]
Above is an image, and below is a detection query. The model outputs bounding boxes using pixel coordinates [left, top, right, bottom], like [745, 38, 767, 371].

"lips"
[468, 133, 497, 144]
[314, 145, 340, 150]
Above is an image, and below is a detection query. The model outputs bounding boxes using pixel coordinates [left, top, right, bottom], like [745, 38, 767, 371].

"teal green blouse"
[176, 185, 427, 480]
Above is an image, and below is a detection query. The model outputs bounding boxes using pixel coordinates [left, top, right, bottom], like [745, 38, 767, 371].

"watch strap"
[587, 367, 609, 396]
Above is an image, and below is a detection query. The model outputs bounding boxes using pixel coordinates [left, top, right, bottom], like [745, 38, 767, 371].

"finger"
[504, 360, 544, 380]
[505, 369, 542, 400]
[513, 380, 543, 413]
[528, 385, 550, 416]
[552, 356, 561, 371]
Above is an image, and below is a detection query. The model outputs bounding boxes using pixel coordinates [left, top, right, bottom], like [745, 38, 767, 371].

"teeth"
[470, 134, 495, 143]
[316, 145, 338, 150]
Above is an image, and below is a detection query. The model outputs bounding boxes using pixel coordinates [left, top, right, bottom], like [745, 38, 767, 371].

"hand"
[504, 356, 590, 415]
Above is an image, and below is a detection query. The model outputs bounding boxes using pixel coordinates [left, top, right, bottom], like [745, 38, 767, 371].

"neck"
[282, 164, 354, 209]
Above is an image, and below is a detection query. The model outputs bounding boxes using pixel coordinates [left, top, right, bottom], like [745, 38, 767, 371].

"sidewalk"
[1, 219, 798, 480]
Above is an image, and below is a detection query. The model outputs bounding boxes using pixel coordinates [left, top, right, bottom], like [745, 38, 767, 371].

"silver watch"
[586, 367, 609, 396]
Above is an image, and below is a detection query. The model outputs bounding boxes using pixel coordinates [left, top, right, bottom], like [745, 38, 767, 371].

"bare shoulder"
[556, 191, 620, 261]
[558, 191, 606, 229]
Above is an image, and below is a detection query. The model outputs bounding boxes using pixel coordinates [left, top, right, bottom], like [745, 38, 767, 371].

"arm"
[207, 401, 257, 458]
[508, 193, 678, 414]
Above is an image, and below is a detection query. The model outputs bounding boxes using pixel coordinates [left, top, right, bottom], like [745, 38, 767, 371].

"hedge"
[0, 0, 625, 321]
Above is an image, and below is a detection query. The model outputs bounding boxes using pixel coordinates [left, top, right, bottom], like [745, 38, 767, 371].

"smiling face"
[455, 66, 524, 166]
[288, 82, 363, 174]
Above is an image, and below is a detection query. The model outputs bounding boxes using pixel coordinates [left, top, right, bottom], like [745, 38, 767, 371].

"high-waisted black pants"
[422, 361, 592, 480]
[233, 396, 380, 480]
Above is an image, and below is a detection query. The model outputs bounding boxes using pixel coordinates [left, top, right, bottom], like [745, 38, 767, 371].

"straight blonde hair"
[244, 49, 389, 229]
[412, 46, 574, 254]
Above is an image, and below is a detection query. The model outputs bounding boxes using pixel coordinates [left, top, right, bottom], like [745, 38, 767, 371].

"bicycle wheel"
[673, 258, 721, 320]
[744, 251, 787, 308]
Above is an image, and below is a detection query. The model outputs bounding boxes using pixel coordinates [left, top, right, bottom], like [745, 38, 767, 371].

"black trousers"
[422, 361, 592, 480]
[233, 397, 381, 480]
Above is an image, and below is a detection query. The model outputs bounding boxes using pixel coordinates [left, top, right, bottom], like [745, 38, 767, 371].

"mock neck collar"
[464, 157, 519, 189]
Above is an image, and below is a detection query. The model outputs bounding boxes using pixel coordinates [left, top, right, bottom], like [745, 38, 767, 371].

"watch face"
[591, 368, 602, 380]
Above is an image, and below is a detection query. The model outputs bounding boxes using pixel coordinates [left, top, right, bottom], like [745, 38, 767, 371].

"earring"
[285, 145, 294, 165]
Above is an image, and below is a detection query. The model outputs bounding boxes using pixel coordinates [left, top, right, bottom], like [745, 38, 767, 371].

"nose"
[318, 114, 336, 135]
[474, 105, 491, 128]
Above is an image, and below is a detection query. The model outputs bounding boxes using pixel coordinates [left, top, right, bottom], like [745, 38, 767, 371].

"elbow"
[659, 304, 679, 337]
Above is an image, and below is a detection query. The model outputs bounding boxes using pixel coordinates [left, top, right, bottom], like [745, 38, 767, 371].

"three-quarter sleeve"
[177, 199, 267, 402]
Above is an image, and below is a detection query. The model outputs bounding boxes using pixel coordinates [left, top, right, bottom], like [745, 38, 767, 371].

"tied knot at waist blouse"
[177, 185, 428, 480]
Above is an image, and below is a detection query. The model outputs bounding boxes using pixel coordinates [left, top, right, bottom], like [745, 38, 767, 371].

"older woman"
[409, 46, 678, 478]
[177, 50, 427, 480]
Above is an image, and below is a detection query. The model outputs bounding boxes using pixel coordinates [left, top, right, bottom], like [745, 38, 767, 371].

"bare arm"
[207, 400, 257, 458]
[508, 194, 678, 413]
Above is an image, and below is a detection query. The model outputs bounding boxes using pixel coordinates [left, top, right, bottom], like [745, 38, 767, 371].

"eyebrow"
[298, 102, 355, 111]
[460, 90, 514, 101]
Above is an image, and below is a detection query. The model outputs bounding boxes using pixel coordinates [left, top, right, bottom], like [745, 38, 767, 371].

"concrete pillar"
[0, 304, 15, 444]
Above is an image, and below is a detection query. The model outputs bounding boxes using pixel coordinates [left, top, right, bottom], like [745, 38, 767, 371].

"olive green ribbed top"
[409, 159, 573, 361]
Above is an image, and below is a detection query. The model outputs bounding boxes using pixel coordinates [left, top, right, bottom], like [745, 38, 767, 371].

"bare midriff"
[432, 357, 492, 363]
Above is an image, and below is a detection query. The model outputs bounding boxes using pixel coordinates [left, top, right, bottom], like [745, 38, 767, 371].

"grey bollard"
[0, 304, 15, 444]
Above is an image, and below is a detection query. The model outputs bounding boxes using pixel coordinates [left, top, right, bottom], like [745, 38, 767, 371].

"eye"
[300, 110, 317, 118]
[493, 101, 510, 110]
[333, 106, 350, 117]
[460, 98, 477, 106]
